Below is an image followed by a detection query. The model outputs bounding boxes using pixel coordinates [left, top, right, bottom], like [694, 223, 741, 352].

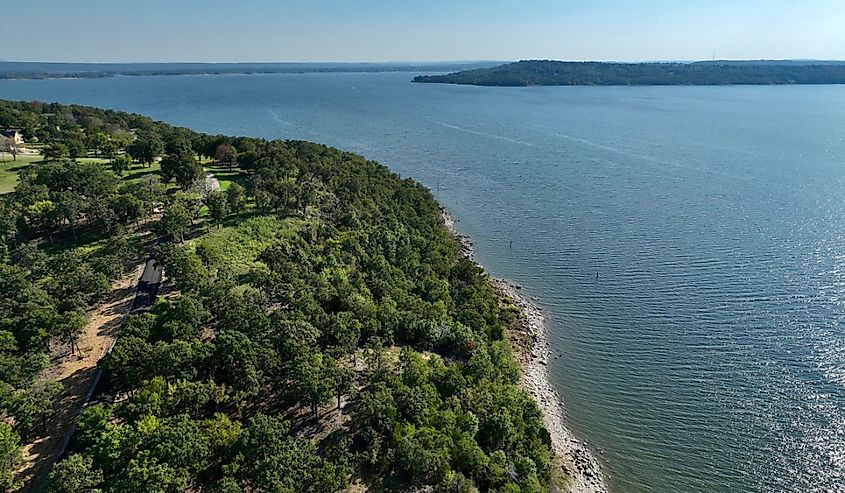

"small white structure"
[0, 129, 24, 152]
[0, 129, 23, 146]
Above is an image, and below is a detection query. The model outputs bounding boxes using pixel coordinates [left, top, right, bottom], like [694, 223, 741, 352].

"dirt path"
[17, 263, 144, 492]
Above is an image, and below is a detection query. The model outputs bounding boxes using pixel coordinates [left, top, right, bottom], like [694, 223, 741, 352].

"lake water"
[3, 73, 845, 493]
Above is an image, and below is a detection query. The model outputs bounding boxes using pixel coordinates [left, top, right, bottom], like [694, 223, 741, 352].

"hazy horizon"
[2, 58, 843, 65]
[6, 0, 844, 63]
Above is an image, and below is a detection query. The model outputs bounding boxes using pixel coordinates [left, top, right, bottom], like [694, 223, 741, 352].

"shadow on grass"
[5, 162, 40, 172]
[205, 163, 250, 190]
[124, 166, 159, 182]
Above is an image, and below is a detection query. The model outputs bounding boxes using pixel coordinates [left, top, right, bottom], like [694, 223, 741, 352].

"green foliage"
[0, 100, 555, 493]
[158, 203, 192, 242]
[43, 142, 69, 161]
[47, 453, 103, 493]
[65, 139, 87, 160]
[159, 245, 208, 292]
[204, 190, 229, 227]
[127, 132, 164, 166]
[160, 151, 202, 190]
[225, 182, 246, 216]
[220, 414, 348, 492]
[414, 59, 845, 86]
[0, 422, 21, 491]
[214, 144, 237, 170]
[110, 154, 132, 176]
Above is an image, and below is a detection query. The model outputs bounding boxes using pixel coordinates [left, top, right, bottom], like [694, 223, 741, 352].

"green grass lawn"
[205, 162, 248, 191]
[1, 153, 243, 198]
[77, 157, 111, 164]
[123, 161, 162, 182]
[0, 154, 42, 193]
[0, 153, 132, 194]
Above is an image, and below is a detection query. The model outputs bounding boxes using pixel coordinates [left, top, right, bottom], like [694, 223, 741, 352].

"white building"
[0, 129, 24, 151]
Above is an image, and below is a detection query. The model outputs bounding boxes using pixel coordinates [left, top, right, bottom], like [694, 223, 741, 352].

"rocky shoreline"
[442, 209, 608, 493]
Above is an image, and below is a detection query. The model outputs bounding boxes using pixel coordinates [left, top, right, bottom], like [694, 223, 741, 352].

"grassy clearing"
[77, 157, 111, 165]
[122, 161, 162, 183]
[0, 154, 42, 193]
[1, 153, 243, 195]
[190, 215, 292, 277]
[205, 162, 248, 191]
[0, 153, 131, 194]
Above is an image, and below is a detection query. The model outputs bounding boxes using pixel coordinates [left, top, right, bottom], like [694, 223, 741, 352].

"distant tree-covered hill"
[412, 59, 845, 86]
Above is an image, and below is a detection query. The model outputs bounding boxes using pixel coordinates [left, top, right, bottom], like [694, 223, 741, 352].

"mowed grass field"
[204, 162, 248, 191]
[0, 154, 41, 193]
[0, 152, 162, 194]
[1, 152, 248, 198]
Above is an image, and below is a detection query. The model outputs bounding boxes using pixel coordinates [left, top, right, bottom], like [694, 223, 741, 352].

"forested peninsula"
[0, 100, 579, 492]
[412, 59, 845, 86]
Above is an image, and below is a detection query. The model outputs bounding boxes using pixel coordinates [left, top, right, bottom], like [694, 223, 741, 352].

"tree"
[352, 384, 398, 465]
[65, 139, 87, 160]
[204, 190, 229, 227]
[85, 132, 110, 157]
[0, 423, 20, 491]
[56, 311, 86, 356]
[214, 144, 238, 171]
[394, 426, 452, 483]
[109, 193, 145, 226]
[127, 133, 164, 167]
[160, 152, 203, 190]
[225, 414, 348, 492]
[110, 154, 132, 176]
[54, 191, 83, 238]
[225, 182, 246, 216]
[159, 203, 192, 242]
[101, 140, 119, 159]
[25, 199, 58, 241]
[155, 294, 209, 340]
[174, 191, 203, 224]
[165, 135, 194, 156]
[328, 359, 355, 409]
[48, 454, 103, 493]
[42, 142, 69, 161]
[3, 143, 18, 162]
[236, 150, 260, 171]
[160, 246, 208, 293]
[296, 350, 334, 419]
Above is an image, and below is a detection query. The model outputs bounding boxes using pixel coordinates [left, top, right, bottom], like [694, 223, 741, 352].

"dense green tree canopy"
[0, 99, 555, 492]
[413, 59, 845, 86]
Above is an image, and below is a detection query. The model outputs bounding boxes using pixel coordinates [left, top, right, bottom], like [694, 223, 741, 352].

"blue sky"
[5, 0, 844, 62]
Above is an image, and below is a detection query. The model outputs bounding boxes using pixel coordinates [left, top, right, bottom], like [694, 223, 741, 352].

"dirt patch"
[17, 263, 144, 492]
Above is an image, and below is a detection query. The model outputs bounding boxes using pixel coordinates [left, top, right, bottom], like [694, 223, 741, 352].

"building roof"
[0, 129, 22, 138]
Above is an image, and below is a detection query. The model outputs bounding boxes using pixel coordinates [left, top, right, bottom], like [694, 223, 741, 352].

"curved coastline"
[442, 209, 608, 493]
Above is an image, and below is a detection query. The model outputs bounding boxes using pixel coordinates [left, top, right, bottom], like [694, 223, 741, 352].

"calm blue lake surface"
[3, 73, 845, 492]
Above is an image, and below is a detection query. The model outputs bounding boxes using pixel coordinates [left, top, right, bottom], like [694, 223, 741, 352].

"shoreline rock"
[442, 207, 608, 493]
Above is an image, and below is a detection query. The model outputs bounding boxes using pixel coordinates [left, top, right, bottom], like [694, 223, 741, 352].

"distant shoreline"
[413, 59, 845, 87]
[0, 61, 501, 81]
[0, 69, 423, 81]
[442, 208, 608, 493]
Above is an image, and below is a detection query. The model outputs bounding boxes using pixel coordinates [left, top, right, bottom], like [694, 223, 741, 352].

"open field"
[0, 154, 40, 193]
[204, 162, 248, 191]
[0, 152, 164, 194]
